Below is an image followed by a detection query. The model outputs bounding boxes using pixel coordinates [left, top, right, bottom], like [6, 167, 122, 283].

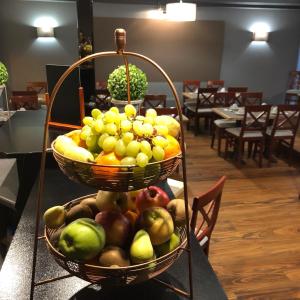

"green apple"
[130, 229, 154, 264]
[43, 206, 66, 229]
[58, 218, 105, 261]
[154, 231, 181, 257]
[139, 207, 174, 245]
[64, 146, 94, 162]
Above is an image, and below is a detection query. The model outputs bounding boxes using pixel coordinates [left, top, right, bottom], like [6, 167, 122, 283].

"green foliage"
[107, 64, 148, 100]
[0, 62, 8, 85]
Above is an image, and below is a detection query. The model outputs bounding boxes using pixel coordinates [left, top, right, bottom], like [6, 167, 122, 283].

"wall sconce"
[166, 1, 197, 21]
[37, 26, 54, 38]
[251, 22, 270, 42]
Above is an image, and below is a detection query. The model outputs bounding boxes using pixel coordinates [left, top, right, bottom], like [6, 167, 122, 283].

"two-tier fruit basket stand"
[30, 29, 193, 299]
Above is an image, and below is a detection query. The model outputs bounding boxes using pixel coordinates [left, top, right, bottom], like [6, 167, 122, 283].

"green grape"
[141, 140, 153, 159]
[110, 106, 119, 114]
[133, 120, 144, 137]
[154, 125, 168, 136]
[126, 140, 141, 157]
[136, 152, 149, 168]
[120, 156, 136, 166]
[115, 139, 127, 157]
[143, 123, 153, 137]
[121, 119, 132, 132]
[144, 116, 154, 125]
[119, 113, 127, 121]
[98, 133, 109, 148]
[86, 135, 98, 152]
[152, 146, 165, 161]
[91, 108, 101, 119]
[136, 115, 145, 122]
[124, 104, 136, 118]
[104, 111, 117, 123]
[146, 108, 157, 118]
[80, 125, 92, 140]
[105, 123, 117, 135]
[94, 119, 104, 133]
[102, 136, 117, 153]
[152, 136, 169, 148]
[83, 116, 94, 127]
[122, 132, 134, 144]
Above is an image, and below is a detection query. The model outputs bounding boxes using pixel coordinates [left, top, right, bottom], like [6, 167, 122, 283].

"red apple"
[95, 211, 131, 247]
[136, 186, 170, 212]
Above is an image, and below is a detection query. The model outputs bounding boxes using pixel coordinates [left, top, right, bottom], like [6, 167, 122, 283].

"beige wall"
[93, 18, 224, 83]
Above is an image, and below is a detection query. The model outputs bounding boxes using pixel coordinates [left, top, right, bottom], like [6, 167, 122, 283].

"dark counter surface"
[0, 168, 227, 300]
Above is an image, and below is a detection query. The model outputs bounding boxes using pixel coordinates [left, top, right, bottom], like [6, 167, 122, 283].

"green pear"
[130, 229, 154, 265]
[43, 206, 66, 229]
[154, 231, 181, 257]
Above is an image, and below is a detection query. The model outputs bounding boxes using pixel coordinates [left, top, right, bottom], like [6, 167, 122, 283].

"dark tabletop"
[0, 168, 227, 300]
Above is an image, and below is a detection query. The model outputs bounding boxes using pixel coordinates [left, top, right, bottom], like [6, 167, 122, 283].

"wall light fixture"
[251, 22, 270, 42]
[37, 26, 54, 38]
[166, 1, 196, 22]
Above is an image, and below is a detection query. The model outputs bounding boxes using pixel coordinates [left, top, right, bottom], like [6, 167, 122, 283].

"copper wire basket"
[45, 195, 187, 285]
[52, 140, 182, 191]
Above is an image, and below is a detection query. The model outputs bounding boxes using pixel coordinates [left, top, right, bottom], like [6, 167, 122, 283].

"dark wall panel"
[93, 18, 224, 82]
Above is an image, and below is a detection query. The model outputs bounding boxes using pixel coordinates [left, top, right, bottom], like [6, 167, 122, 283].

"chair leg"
[224, 136, 229, 159]
[259, 141, 264, 168]
[248, 141, 253, 158]
[217, 128, 223, 156]
[211, 124, 216, 149]
[237, 140, 243, 167]
[268, 140, 274, 167]
[288, 139, 295, 166]
[194, 116, 199, 136]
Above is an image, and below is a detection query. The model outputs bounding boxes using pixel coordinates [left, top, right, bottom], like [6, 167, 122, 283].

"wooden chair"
[182, 80, 200, 113]
[26, 82, 47, 94]
[207, 80, 224, 89]
[190, 176, 226, 256]
[12, 91, 37, 96]
[225, 105, 271, 167]
[211, 92, 237, 155]
[185, 88, 218, 135]
[227, 87, 248, 93]
[10, 95, 39, 110]
[241, 92, 263, 106]
[266, 104, 300, 166]
[143, 94, 167, 108]
[285, 93, 300, 105]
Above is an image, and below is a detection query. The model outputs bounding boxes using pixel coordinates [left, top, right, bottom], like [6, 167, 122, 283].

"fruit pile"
[44, 186, 191, 267]
[54, 104, 181, 168]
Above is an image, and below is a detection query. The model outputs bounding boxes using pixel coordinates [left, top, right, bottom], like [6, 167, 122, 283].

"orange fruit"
[164, 135, 181, 159]
[94, 151, 121, 173]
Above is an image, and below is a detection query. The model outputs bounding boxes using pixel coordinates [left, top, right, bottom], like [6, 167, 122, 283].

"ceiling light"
[166, 1, 196, 22]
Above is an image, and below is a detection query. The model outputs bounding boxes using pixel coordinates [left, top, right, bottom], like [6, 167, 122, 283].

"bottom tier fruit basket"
[44, 194, 187, 286]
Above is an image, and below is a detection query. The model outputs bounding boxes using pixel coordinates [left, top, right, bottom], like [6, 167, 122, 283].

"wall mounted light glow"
[250, 22, 270, 42]
[147, 7, 166, 20]
[166, 1, 196, 22]
[34, 17, 57, 38]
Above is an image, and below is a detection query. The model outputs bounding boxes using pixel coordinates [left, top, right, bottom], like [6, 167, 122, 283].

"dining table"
[0, 167, 228, 300]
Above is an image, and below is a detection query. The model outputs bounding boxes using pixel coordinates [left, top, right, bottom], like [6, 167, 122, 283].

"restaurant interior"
[0, 0, 300, 299]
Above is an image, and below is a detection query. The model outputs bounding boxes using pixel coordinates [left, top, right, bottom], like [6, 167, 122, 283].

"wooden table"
[0, 168, 227, 300]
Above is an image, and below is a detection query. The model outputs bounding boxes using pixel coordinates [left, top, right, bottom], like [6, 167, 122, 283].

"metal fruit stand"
[30, 29, 193, 299]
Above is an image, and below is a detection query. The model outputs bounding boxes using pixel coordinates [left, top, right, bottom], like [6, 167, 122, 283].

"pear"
[154, 231, 181, 257]
[43, 206, 66, 229]
[167, 198, 192, 226]
[130, 229, 154, 265]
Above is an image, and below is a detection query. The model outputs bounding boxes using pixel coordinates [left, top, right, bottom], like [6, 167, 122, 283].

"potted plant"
[0, 61, 9, 96]
[107, 64, 148, 111]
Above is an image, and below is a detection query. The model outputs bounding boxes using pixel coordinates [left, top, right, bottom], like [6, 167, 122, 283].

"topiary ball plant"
[0, 62, 8, 86]
[107, 64, 148, 101]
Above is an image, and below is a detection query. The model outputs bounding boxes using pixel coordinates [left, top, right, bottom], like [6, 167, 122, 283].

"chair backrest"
[270, 104, 300, 137]
[285, 93, 300, 105]
[207, 80, 224, 88]
[26, 81, 47, 94]
[240, 105, 271, 136]
[196, 88, 218, 110]
[227, 92, 239, 106]
[183, 80, 200, 93]
[143, 94, 167, 108]
[241, 92, 263, 106]
[140, 106, 178, 117]
[10, 95, 39, 110]
[12, 90, 37, 96]
[213, 92, 235, 107]
[227, 87, 248, 93]
[190, 176, 226, 256]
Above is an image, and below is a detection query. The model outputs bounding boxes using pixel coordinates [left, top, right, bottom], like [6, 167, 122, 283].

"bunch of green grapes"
[79, 104, 173, 168]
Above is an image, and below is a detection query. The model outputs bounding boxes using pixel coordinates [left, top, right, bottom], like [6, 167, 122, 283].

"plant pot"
[0, 84, 5, 97]
[110, 99, 144, 113]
